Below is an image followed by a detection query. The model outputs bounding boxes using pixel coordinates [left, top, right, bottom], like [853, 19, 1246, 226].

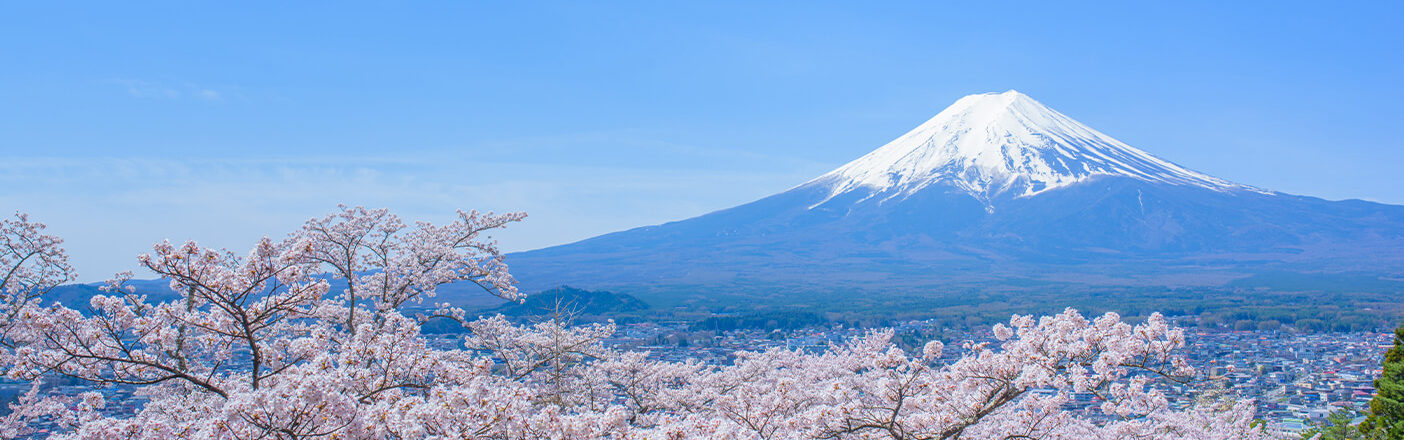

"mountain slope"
[482, 286, 648, 318]
[505, 91, 1404, 300]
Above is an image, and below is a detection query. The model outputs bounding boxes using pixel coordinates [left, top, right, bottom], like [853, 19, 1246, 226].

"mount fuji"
[506, 91, 1404, 302]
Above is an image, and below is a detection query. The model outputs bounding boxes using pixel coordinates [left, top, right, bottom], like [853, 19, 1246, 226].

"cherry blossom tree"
[612, 311, 1268, 439]
[0, 212, 90, 437]
[298, 205, 526, 337]
[0, 208, 1275, 439]
[1, 212, 75, 351]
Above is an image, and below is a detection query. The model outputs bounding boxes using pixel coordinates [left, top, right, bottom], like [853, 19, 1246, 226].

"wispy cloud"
[110, 79, 229, 101]
[115, 79, 180, 99]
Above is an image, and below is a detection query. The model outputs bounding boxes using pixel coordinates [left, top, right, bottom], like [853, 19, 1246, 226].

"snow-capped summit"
[507, 90, 1404, 299]
[806, 90, 1246, 207]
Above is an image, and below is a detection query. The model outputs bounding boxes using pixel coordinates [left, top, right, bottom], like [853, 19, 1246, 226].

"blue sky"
[2, 1, 1401, 281]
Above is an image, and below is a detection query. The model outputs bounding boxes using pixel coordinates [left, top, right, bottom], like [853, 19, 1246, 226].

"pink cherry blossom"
[0, 209, 1273, 439]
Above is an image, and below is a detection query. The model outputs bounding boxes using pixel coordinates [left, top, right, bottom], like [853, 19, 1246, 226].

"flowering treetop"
[0, 207, 1271, 439]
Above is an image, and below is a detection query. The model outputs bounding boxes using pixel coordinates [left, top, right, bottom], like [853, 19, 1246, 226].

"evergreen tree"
[1303, 409, 1368, 439]
[1362, 326, 1404, 439]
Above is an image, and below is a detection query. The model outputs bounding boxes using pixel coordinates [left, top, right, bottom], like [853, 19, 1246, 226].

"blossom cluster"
[0, 208, 1272, 439]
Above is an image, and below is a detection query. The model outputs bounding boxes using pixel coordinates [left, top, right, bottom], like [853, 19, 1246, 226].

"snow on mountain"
[804, 90, 1253, 208]
[505, 90, 1404, 298]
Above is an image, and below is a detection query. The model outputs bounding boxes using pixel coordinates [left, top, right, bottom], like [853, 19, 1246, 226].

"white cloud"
[115, 79, 181, 99]
[109, 79, 230, 101]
